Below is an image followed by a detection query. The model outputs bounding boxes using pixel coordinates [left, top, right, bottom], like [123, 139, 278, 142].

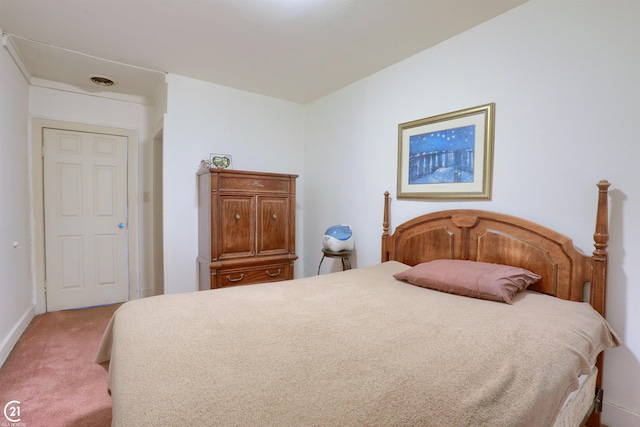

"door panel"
[44, 128, 129, 311]
[95, 234, 117, 285]
[59, 235, 84, 289]
[219, 196, 254, 258]
[257, 196, 289, 254]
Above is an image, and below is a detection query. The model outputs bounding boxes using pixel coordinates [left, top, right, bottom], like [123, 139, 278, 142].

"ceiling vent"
[90, 75, 116, 86]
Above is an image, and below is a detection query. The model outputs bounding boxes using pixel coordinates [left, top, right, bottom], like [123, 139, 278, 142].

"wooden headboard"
[381, 180, 610, 317]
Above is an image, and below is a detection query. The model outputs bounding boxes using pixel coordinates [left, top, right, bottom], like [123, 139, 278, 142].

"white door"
[43, 128, 129, 311]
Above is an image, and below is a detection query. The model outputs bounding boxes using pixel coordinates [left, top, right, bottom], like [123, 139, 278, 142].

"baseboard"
[602, 401, 640, 426]
[0, 304, 36, 368]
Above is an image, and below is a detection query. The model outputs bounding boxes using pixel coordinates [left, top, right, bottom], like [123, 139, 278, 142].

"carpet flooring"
[0, 304, 120, 427]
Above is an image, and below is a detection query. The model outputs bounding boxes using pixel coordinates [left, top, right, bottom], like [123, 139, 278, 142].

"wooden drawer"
[215, 263, 291, 288]
[216, 174, 291, 193]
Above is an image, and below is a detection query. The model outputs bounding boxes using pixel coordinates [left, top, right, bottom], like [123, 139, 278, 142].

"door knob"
[118, 223, 125, 229]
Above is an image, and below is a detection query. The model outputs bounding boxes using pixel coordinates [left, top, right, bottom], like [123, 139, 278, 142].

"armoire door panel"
[219, 196, 255, 257]
[258, 197, 289, 254]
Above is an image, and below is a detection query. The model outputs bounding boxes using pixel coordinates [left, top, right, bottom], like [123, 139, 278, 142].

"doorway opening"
[152, 127, 164, 296]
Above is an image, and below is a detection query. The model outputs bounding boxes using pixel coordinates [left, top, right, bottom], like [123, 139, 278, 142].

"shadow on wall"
[603, 188, 640, 422]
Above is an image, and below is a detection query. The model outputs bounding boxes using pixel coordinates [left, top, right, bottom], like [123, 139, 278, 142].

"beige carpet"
[0, 304, 119, 427]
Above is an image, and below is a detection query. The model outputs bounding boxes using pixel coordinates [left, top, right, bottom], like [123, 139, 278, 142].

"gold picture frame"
[397, 103, 495, 199]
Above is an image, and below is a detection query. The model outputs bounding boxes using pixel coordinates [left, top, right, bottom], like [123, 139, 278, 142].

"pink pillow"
[393, 259, 541, 304]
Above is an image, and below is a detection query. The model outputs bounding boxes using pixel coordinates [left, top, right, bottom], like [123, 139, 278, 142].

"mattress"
[554, 366, 598, 427]
[96, 261, 620, 426]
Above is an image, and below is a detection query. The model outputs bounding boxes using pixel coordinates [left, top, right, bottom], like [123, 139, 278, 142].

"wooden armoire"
[197, 169, 298, 290]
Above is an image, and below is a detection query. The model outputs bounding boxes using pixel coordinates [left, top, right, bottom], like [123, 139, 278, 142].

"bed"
[96, 180, 620, 427]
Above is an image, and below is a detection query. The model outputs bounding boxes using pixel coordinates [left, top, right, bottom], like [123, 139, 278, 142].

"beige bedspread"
[96, 261, 620, 427]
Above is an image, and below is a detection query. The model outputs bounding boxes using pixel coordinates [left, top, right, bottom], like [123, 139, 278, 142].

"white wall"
[0, 29, 33, 367]
[162, 74, 305, 294]
[304, 0, 640, 424]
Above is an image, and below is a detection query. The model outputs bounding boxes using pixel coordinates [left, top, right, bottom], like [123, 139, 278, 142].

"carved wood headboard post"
[591, 180, 611, 318]
[381, 191, 390, 262]
[586, 180, 610, 427]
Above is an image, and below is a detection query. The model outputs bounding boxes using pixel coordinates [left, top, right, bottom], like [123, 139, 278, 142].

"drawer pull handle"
[266, 269, 282, 277]
[272, 214, 277, 219]
[226, 273, 244, 282]
[235, 214, 241, 220]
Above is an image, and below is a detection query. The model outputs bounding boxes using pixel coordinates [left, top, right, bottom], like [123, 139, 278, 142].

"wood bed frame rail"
[381, 180, 611, 427]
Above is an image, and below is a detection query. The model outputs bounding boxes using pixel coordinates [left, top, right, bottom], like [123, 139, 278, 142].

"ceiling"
[0, 0, 528, 105]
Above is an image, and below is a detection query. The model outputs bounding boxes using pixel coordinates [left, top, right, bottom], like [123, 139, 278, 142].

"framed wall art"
[397, 103, 495, 199]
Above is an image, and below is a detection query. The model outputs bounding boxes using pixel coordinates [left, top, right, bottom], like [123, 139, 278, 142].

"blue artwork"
[408, 125, 475, 184]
